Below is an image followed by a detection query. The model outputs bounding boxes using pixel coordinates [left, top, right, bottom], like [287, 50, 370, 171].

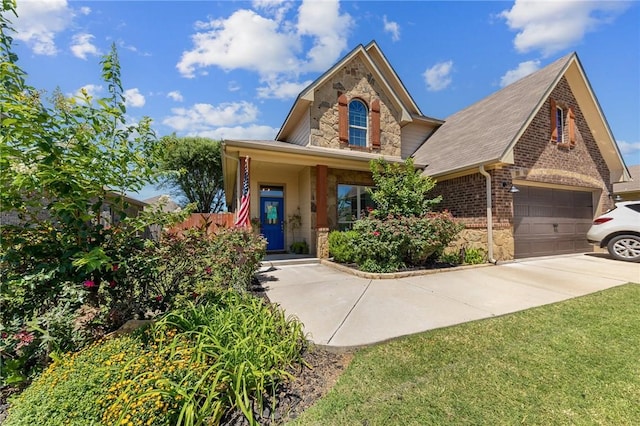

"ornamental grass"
[5, 291, 306, 426]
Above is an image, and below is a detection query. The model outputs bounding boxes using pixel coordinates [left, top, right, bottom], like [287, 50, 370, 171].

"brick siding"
[435, 76, 613, 226]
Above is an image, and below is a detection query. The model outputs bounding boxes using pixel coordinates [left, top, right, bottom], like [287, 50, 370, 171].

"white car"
[587, 201, 640, 262]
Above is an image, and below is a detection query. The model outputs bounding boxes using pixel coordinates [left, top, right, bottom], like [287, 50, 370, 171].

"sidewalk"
[258, 253, 640, 348]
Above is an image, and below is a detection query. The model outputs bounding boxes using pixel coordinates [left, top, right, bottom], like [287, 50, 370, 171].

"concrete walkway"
[258, 253, 640, 348]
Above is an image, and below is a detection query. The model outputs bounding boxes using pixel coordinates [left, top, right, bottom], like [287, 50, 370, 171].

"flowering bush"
[4, 292, 306, 426]
[345, 212, 463, 273]
[121, 227, 267, 315]
[328, 158, 463, 273]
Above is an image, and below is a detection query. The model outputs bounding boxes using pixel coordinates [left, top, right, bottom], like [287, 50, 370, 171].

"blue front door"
[260, 197, 284, 251]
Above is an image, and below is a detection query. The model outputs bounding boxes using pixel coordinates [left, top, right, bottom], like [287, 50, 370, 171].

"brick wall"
[435, 76, 613, 226]
[512, 76, 612, 213]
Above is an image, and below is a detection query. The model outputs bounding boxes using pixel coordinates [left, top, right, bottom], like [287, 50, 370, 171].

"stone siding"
[310, 56, 402, 156]
[445, 227, 514, 262]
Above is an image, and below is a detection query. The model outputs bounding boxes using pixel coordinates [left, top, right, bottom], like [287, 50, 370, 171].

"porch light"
[502, 181, 520, 193]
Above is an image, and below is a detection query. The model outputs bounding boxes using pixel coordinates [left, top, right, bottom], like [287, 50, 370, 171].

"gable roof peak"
[413, 51, 585, 176]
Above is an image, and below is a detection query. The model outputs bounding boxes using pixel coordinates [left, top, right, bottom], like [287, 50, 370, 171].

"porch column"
[316, 165, 329, 258]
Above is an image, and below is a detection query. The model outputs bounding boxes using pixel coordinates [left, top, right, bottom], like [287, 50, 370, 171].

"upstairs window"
[555, 106, 565, 143]
[550, 99, 576, 148]
[348, 99, 368, 147]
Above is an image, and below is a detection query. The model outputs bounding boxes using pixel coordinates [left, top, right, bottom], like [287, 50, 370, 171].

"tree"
[1, 1, 183, 383]
[368, 157, 442, 218]
[156, 135, 225, 213]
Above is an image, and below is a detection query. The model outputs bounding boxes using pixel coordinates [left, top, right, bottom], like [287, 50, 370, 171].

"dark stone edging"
[320, 259, 494, 280]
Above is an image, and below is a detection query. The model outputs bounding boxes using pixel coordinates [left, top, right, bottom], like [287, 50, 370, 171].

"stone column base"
[316, 227, 330, 259]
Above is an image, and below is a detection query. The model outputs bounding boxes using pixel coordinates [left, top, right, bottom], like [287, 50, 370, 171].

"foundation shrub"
[327, 158, 463, 273]
[350, 212, 463, 273]
[328, 230, 358, 263]
[4, 291, 306, 426]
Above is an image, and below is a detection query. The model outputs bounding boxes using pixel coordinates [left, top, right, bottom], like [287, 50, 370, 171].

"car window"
[624, 203, 640, 213]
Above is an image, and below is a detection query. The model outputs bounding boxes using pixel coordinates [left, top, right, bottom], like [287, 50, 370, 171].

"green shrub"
[123, 227, 267, 314]
[328, 230, 359, 263]
[0, 224, 264, 386]
[5, 291, 306, 426]
[289, 240, 309, 254]
[463, 247, 486, 265]
[0, 13, 188, 386]
[347, 212, 463, 273]
[439, 251, 462, 265]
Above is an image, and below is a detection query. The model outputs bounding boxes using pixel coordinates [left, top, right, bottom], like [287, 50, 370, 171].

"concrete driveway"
[259, 253, 640, 348]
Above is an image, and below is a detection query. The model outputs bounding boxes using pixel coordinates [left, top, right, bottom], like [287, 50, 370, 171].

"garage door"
[513, 186, 594, 259]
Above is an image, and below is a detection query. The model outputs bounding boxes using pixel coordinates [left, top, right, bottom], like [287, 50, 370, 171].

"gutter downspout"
[478, 165, 498, 264]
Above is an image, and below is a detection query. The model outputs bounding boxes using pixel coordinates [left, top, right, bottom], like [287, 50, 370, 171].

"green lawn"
[292, 283, 640, 425]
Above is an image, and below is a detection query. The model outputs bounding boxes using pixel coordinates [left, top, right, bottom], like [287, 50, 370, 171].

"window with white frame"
[337, 184, 375, 230]
[348, 99, 368, 147]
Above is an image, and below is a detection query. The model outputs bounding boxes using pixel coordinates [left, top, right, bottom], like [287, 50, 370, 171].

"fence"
[168, 213, 235, 235]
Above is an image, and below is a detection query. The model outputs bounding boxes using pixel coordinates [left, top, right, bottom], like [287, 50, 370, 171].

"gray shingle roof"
[414, 53, 575, 176]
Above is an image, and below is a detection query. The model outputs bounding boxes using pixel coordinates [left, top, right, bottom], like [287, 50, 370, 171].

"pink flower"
[83, 280, 96, 288]
[155, 295, 163, 302]
[205, 266, 212, 274]
[373, 231, 381, 237]
[109, 280, 117, 288]
[112, 264, 119, 272]
[15, 330, 34, 350]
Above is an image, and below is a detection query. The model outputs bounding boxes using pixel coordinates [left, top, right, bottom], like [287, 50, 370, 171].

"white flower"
[10, 162, 37, 175]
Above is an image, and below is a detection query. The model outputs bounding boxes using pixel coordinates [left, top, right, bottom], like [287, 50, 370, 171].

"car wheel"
[607, 235, 640, 262]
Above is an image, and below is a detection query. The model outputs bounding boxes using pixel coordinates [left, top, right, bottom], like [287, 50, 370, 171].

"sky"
[6, 0, 640, 201]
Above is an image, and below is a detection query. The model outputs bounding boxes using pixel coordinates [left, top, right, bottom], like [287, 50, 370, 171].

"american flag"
[234, 156, 251, 228]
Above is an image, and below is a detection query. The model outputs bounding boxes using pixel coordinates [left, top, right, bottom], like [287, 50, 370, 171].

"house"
[613, 164, 639, 201]
[222, 41, 630, 261]
[0, 190, 148, 228]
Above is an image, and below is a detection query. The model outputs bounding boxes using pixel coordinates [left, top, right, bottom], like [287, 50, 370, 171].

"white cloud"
[177, 0, 352, 78]
[296, 0, 353, 72]
[79, 6, 91, 15]
[252, 0, 292, 22]
[383, 15, 400, 42]
[70, 33, 100, 60]
[177, 9, 300, 78]
[228, 81, 241, 92]
[499, 60, 541, 87]
[500, 0, 630, 57]
[162, 102, 260, 132]
[423, 60, 454, 92]
[257, 78, 313, 99]
[617, 140, 640, 155]
[13, 0, 74, 55]
[124, 88, 146, 108]
[167, 91, 184, 102]
[196, 125, 279, 141]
